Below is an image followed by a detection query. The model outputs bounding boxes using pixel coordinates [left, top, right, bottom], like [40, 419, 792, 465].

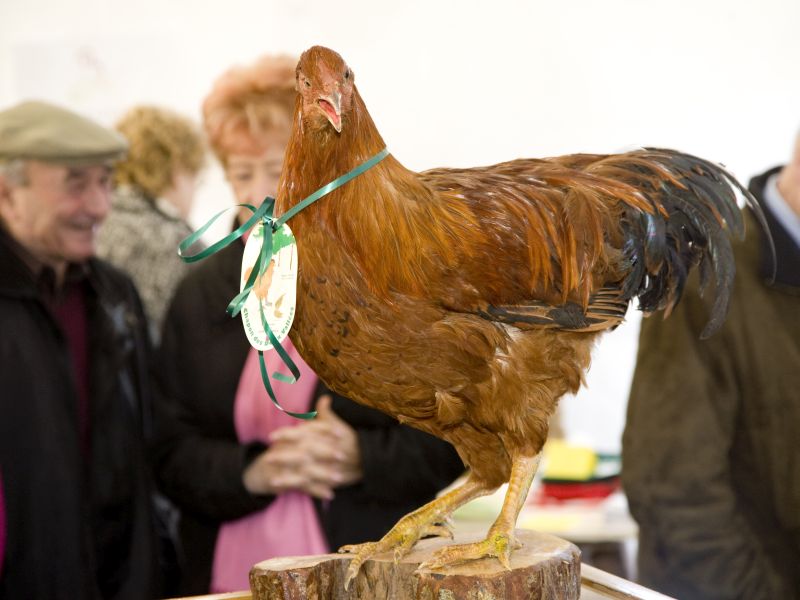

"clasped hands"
[243, 395, 362, 499]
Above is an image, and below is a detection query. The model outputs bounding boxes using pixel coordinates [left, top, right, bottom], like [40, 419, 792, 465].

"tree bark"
[250, 530, 580, 600]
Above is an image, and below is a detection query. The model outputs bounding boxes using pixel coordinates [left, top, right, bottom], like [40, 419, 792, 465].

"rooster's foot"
[339, 516, 454, 589]
[417, 528, 522, 572]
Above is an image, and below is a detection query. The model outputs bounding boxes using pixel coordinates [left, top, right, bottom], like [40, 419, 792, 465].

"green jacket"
[622, 167, 800, 600]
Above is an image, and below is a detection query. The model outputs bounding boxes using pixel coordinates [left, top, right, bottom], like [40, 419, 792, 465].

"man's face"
[0, 160, 112, 266]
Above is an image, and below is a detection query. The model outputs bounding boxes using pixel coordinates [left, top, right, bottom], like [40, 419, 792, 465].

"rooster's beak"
[317, 91, 342, 133]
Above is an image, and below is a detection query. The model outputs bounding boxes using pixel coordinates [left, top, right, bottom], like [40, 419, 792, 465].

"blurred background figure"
[97, 105, 206, 343]
[0, 100, 158, 599]
[152, 54, 464, 595]
[622, 131, 800, 599]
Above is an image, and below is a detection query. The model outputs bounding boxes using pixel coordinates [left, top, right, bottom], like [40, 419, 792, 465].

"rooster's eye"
[304, 79, 311, 88]
[344, 69, 350, 80]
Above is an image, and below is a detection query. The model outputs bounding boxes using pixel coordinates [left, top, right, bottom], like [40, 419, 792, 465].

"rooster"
[275, 46, 757, 587]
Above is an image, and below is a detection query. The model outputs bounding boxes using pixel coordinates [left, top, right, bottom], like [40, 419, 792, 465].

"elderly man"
[0, 101, 157, 599]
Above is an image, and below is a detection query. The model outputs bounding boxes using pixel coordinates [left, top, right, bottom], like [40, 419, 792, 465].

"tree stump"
[250, 530, 580, 600]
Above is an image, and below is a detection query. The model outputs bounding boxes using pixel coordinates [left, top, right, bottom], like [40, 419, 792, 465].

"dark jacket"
[152, 240, 465, 595]
[622, 167, 800, 600]
[0, 229, 158, 599]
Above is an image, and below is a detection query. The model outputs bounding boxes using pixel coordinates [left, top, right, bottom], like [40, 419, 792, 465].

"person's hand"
[242, 442, 337, 499]
[270, 395, 363, 489]
[242, 395, 363, 499]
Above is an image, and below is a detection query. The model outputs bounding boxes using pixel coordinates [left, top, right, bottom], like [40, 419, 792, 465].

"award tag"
[240, 221, 298, 350]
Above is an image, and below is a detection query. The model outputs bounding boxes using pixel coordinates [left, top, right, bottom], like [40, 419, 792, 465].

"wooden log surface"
[250, 530, 580, 600]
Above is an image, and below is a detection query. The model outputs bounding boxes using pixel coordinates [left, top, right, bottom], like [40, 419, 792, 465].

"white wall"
[2, 0, 798, 452]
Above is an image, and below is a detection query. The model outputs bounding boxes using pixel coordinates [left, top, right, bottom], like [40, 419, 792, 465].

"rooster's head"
[296, 46, 355, 134]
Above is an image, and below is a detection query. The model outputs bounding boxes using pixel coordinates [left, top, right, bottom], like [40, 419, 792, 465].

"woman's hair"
[114, 106, 205, 198]
[202, 55, 297, 165]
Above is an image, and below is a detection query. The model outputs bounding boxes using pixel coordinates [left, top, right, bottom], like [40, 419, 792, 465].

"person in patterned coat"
[97, 105, 206, 343]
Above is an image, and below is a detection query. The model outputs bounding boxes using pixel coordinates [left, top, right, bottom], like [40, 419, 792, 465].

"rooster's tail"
[611, 148, 770, 338]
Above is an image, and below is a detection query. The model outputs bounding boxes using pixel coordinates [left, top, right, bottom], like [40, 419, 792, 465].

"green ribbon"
[178, 148, 390, 419]
[178, 201, 269, 263]
[274, 148, 389, 228]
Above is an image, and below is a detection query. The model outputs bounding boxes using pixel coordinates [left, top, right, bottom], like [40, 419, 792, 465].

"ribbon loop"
[178, 202, 269, 263]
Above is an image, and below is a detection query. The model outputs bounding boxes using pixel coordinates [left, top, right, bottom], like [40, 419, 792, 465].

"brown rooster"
[275, 46, 756, 586]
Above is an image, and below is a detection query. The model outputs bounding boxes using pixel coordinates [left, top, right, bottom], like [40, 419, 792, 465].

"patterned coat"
[97, 186, 198, 343]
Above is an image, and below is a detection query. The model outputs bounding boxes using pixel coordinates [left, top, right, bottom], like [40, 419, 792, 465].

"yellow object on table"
[543, 440, 597, 481]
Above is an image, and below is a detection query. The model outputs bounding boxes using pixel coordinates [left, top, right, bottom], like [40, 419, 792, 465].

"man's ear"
[0, 174, 19, 224]
[0, 174, 11, 207]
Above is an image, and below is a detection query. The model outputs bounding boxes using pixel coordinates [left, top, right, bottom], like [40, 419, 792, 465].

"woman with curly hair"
[151, 55, 464, 594]
[97, 106, 206, 342]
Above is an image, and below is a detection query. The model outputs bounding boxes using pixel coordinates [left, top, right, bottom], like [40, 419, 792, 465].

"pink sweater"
[210, 340, 329, 592]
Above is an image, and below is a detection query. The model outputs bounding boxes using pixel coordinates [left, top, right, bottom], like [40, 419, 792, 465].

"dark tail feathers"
[619, 148, 771, 338]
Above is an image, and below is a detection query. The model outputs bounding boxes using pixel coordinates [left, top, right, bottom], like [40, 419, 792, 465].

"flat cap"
[0, 100, 127, 165]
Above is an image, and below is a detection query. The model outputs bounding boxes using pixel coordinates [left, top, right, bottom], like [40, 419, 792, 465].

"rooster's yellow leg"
[340, 474, 498, 590]
[418, 453, 541, 571]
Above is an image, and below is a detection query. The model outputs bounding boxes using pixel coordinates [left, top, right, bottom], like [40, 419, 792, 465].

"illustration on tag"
[240, 222, 298, 350]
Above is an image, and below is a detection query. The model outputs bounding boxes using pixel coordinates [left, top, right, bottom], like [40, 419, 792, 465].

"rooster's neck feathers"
[276, 87, 462, 298]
